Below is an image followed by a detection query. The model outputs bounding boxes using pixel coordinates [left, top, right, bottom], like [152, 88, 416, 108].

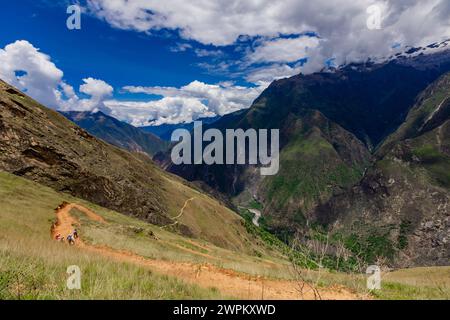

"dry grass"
[0, 171, 225, 299]
[0, 236, 224, 300]
[1, 171, 448, 300]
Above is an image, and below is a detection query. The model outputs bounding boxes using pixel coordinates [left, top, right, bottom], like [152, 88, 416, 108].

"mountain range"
[159, 49, 450, 267]
[1, 48, 448, 269]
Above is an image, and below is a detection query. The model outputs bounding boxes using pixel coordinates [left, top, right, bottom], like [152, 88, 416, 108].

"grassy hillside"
[0, 79, 266, 253]
[0, 171, 225, 299]
[1, 171, 448, 300]
[0, 171, 294, 298]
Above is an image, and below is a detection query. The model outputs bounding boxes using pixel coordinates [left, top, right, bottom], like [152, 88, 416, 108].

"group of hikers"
[55, 229, 78, 245]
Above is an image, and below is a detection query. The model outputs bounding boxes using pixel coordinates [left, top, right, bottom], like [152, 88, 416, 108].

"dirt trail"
[174, 197, 195, 220]
[161, 197, 195, 229]
[51, 203, 361, 300]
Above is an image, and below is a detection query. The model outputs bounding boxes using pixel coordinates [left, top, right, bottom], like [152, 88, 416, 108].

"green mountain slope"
[0, 172, 226, 299]
[314, 73, 450, 267]
[258, 110, 371, 236]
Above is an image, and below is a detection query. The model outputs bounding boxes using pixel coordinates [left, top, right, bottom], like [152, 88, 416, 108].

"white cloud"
[245, 64, 304, 86]
[85, 0, 450, 79]
[121, 80, 265, 125]
[0, 40, 114, 113]
[170, 43, 193, 52]
[80, 77, 113, 98]
[58, 78, 114, 113]
[105, 97, 215, 127]
[0, 40, 263, 126]
[194, 48, 224, 58]
[0, 40, 64, 108]
[247, 36, 321, 64]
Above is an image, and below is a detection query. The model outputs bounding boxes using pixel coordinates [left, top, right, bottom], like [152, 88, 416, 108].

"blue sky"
[0, 1, 233, 95]
[1, 1, 448, 126]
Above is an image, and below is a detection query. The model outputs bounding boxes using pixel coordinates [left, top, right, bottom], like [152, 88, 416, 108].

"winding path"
[160, 197, 195, 229]
[51, 202, 361, 300]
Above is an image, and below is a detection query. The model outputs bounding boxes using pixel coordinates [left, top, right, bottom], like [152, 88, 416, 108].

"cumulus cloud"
[85, 0, 450, 80]
[80, 77, 113, 98]
[245, 64, 304, 86]
[0, 40, 64, 108]
[0, 40, 114, 113]
[58, 78, 114, 113]
[120, 80, 265, 125]
[105, 97, 215, 127]
[0, 40, 262, 126]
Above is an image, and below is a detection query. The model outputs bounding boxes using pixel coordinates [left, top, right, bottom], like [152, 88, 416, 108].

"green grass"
[371, 281, 449, 300]
[412, 144, 450, 188]
[374, 267, 450, 300]
[0, 170, 294, 300]
[248, 200, 263, 211]
[0, 172, 225, 299]
[263, 133, 364, 215]
[0, 238, 222, 300]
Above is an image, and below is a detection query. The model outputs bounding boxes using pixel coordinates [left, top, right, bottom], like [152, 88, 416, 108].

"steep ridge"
[314, 73, 450, 267]
[0, 79, 261, 252]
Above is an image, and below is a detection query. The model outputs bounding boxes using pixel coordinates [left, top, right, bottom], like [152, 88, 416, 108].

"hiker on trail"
[67, 234, 75, 245]
[73, 229, 78, 239]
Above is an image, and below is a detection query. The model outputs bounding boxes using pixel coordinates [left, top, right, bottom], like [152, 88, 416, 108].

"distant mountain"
[62, 111, 169, 157]
[0, 80, 264, 251]
[142, 116, 220, 141]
